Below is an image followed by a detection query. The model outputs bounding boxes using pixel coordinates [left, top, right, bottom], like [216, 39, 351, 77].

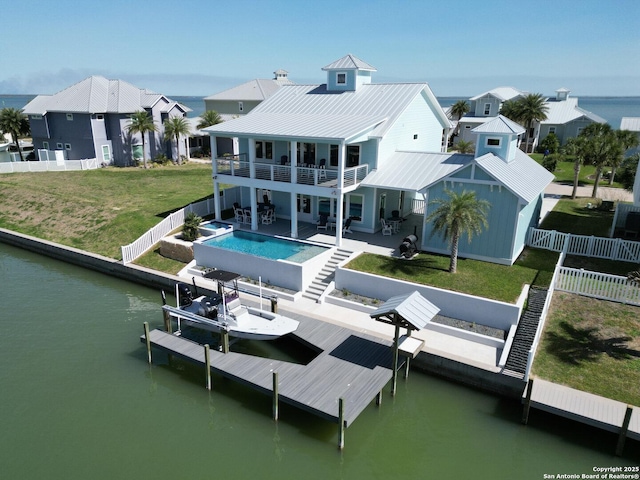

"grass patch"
[344, 248, 558, 303]
[0, 164, 215, 260]
[540, 198, 615, 236]
[531, 153, 624, 189]
[533, 292, 640, 406]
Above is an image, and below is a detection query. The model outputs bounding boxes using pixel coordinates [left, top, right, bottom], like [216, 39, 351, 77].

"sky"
[2, 0, 639, 97]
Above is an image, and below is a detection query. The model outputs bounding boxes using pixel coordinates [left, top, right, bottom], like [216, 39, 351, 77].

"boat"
[162, 270, 299, 341]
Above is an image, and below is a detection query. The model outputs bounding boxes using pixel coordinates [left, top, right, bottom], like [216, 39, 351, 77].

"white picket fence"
[121, 198, 215, 264]
[555, 267, 640, 305]
[0, 159, 101, 173]
[527, 228, 640, 263]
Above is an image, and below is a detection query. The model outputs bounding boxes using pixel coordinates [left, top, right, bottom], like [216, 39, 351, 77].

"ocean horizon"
[2, 93, 639, 129]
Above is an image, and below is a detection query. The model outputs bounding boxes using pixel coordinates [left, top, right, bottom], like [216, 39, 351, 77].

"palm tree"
[426, 189, 490, 273]
[197, 110, 222, 130]
[564, 136, 588, 199]
[163, 116, 191, 164]
[449, 100, 470, 138]
[455, 140, 474, 154]
[126, 110, 156, 168]
[499, 100, 522, 123]
[516, 94, 548, 153]
[581, 123, 621, 198]
[610, 129, 640, 185]
[0, 107, 29, 162]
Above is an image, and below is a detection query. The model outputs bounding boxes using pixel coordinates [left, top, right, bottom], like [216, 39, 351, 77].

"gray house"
[23, 76, 191, 166]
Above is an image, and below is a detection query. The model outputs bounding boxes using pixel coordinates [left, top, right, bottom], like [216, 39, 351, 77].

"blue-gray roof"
[370, 291, 439, 330]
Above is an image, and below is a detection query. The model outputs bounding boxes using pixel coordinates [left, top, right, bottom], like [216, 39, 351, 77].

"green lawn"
[530, 153, 624, 189]
[345, 248, 558, 303]
[540, 197, 615, 236]
[0, 163, 215, 259]
[533, 292, 640, 406]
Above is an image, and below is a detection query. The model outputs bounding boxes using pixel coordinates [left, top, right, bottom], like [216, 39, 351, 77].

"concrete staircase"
[302, 248, 353, 302]
[502, 288, 549, 379]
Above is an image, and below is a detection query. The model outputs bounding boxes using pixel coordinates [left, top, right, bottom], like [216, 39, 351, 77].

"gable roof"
[370, 291, 439, 330]
[541, 97, 605, 125]
[322, 54, 377, 71]
[205, 82, 449, 142]
[204, 77, 294, 102]
[22, 76, 189, 115]
[470, 86, 526, 102]
[621, 117, 640, 132]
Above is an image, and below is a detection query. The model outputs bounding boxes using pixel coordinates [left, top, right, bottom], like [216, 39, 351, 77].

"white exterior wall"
[377, 92, 443, 168]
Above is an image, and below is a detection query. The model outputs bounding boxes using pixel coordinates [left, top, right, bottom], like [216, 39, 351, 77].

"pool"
[199, 220, 233, 237]
[193, 230, 334, 292]
[202, 230, 328, 263]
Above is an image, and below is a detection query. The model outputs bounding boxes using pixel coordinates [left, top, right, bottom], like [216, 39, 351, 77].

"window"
[465, 125, 471, 129]
[64, 143, 72, 150]
[43, 141, 49, 149]
[66, 113, 73, 121]
[31, 114, 42, 120]
[102, 145, 111, 162]
[346, 145, 360, 167]
[548, 126, 556, 134]
[255, 140, 273, 160]
[297, 143, 315, 164]
[330, 144, 338, 167]
[486, 138, 501, 147]
[96, 114, 104, 120]
[484, 103, 491, 115]
[336, 72, 346, 85]
[238, 102, 244, 113]
[413, 134, 418, 140]
[56, 143, 63, 149]
[344, 194, 363, 222]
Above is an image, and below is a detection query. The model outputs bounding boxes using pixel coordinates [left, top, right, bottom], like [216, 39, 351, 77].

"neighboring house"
[620, 117, 640, 155]
[204, 55, 553, 265]
[23, 76, 191, 166]
[452, 87, 605, 151]
[537, 88, 606, 147]
[203, 69, 294, 121]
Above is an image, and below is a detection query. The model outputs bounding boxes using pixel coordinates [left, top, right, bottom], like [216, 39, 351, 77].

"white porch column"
[248, 138, 256, 178]
[211, 136, 221, 220]
[250, 188, 258, 230]
[290, 141, 298, 238]
[334, 143, 346, 247]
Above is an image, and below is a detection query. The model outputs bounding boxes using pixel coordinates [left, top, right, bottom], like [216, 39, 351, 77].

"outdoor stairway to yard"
[502, 288, 549, 379]
[302, 248, 353, 302]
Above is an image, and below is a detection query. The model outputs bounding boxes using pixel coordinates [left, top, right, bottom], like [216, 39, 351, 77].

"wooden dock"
[523, 378, 640, 454]
[142, 317, 394, 428]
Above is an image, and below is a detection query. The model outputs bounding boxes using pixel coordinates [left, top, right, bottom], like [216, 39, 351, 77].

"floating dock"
[142, 316, 396, 446]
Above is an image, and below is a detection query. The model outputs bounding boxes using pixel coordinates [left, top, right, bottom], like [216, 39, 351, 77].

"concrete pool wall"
[193, 238, 334, 292]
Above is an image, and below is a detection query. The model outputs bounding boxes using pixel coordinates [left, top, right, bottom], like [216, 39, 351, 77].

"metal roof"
[621, 117, 640, 132]
[541, 97, 605, 125]
[472, 115, 525, 134]
[204, 78, 293, 102]
[22, 75, 186, 115]
[470, 86, 526, 102]
[370, 291, 439, 330]
[361, 151, 473, 191]
[474, 150, 555, 203]
[322, 54, 376, 71]
[204, 82, 447, 141]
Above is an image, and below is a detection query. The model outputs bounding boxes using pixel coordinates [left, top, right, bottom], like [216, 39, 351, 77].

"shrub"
[538, 133, 560, 154]
[152, 154, 170, 166]
[182, 211, 202, 242]
[542, 154, 558, 172]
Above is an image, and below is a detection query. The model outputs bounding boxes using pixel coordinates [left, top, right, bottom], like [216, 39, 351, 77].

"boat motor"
[399, 234, 419, 259]
[177, 283, 194, 307]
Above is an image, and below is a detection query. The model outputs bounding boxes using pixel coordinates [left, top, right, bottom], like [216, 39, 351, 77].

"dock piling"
[221, 329, 229, 353]
[338, 398, 345, 450]
[143, 322, 152, 364]
[204, 344, 211, 390]
[272, 372, 279, 420]
[270, 295, 278, 314]
[616, 405, 633, 456]
[522, 378, 534, 424]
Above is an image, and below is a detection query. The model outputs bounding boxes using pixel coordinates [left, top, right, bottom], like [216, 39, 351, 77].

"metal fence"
[527, 228, 640, 263]
[0, 158, 101, 174]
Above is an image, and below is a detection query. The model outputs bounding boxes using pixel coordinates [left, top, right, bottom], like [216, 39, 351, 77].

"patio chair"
[317, 214, 329, 231]
[242, 209, 252, 224]
[233, 205, 244, 223]
[261, 209, 274, 225]
[380, 218, 393, 236]
[343, 217, 353, 234]
[318, 158, 327, 181]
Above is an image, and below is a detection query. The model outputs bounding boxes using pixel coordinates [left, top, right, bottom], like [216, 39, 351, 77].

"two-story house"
[205, 54, 451, 246]
[23, 76, 191, 166]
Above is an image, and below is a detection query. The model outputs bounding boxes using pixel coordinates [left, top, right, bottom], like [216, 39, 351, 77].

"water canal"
[0, 242, 637, 479]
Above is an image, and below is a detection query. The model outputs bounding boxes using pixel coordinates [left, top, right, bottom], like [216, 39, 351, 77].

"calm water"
[3, 94, 639, 127]
[0, 242, 637, 479]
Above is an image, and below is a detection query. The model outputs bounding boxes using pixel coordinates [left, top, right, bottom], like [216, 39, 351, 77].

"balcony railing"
[215, 158, 368, 189]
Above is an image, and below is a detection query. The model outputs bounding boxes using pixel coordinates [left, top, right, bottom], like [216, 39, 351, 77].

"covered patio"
[222, 212, 424, 257]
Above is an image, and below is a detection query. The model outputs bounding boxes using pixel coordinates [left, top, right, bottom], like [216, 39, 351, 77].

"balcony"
[216, 156, 368, 189]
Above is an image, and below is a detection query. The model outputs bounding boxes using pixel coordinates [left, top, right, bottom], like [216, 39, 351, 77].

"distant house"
[621, 117, 640, 155]
[452, 87, 605, 152]
[23, 76, 191, 166]
[204, 55, 553, 265]
[204, 69, 294, 121]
